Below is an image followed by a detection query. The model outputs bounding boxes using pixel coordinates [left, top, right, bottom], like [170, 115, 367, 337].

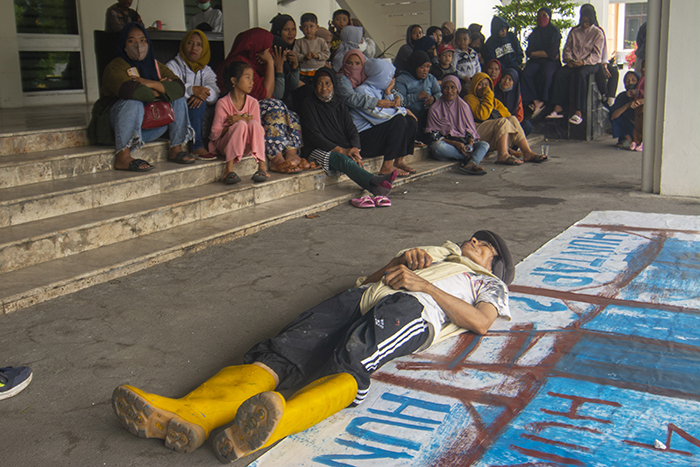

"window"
[19, 51, 83, 92]
[624, 3, 647, 49]
[14, 0, 78, 35]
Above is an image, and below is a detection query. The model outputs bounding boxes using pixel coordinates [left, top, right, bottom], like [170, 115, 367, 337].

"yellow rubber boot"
[213, 372, 357, 463]
[111, 364, 276, 453]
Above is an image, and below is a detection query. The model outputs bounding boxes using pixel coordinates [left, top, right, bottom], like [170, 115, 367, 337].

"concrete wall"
[659, 0, 700, 197]
[0, 0, 22, 108]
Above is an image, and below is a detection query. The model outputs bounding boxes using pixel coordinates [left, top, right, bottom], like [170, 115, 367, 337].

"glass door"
[14, 0, 85, 104]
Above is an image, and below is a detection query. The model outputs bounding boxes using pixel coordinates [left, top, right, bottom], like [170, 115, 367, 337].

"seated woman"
[166, 29, 220, 160]
[269, 14, 301, 107]
[629, 61, 645, 152]
[349, 59, 419, 176]
[425, 75, 489, 176]
[88, 22, 194, 171]
[300, 68, 397, 206]
[209, 61, 269, 184]
[465, 72, 546, 165]
[336, 50, 401, 112]
[495, 68, 531, 136]
[521, 7, 561, 118]
[395, 50, 442, 137]
[394, 24, 423, 74]
[546, 4, 604, 125]
[609, 71, 640, 148]
[217, 28, 308, 174]
[484, 59, 502, 87]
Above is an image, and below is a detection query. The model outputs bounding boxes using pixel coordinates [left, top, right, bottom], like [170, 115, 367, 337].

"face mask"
[537, 15, 550, 28]
[358, 41, 367, 53]
[443, 33, 454, 44]
[198, 2, 211, 10]
[126, 42, 148, 61]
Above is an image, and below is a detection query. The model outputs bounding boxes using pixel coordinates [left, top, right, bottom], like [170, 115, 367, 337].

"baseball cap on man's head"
[437, 44, 454, 56]
[472, 230, 514, 285]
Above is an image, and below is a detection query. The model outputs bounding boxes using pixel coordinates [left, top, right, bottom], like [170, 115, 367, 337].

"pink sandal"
[372, 196, 392, 207]
[351, 196, 375, 208]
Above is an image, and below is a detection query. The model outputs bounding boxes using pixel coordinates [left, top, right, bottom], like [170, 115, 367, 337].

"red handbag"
[142, 60, 175, 129]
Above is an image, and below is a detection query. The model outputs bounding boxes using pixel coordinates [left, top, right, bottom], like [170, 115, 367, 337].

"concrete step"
[0, 155, 384, 275]
[0, 126, 88, 156]
[0, 140, 168, 190]
[0, 157, 457, 314]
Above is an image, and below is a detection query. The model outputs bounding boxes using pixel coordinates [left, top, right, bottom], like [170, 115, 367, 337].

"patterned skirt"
[259, 98, 302, 157]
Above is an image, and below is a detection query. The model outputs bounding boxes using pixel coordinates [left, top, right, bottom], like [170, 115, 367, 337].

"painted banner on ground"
[252, 211, 700, 467]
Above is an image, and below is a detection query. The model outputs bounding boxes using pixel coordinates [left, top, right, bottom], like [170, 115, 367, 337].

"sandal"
[301, 160, 321, 171]
[223, 171, 241, 185]
[526, 154, 548, 163]
[117, 158, 153, 172]
[531, 105, 545, 119]
[394, 164, 416, 175]
[545, 111, 564, 119]
[372, 195, 392, 207]
[414, 140, 427, 148]
[251, 169, 269, 183]
[269, 160, 301, 174]
[197, 152, 218, 161]
[495, 155, 523, 166]
[351, 196, 375, 208]
[568, 115, 583, 125]
[458, 163, 487, 175]
[634, 142, 643, 152]
[168, 151, 196, 164]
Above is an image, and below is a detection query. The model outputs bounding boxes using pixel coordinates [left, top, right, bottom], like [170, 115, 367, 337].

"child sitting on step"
[209, 61, 270, 185]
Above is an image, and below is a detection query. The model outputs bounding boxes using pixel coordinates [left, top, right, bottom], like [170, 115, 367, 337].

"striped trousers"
[244, 288, 430, 405]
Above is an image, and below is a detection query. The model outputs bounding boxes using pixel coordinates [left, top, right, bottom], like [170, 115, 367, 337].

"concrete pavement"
[1, 136, 699, 467]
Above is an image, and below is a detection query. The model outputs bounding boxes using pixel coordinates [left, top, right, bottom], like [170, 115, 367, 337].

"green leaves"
[493, 0, 580, 43]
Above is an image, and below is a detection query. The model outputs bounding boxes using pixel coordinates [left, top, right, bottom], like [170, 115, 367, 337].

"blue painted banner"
[252, 211, 700, 466]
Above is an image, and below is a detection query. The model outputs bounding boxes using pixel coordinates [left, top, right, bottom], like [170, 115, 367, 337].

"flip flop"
[251, 169, 269, 182]
[223, 171, 241, 185]
[351, 196, 375, 208]
[197, 152, 218, 160]
[568, 115, 583, 125]
[301, 160, 321, 170]
[495, 155, 523, 166]
[458, 164, 487, 175]
[527, 154, 548, 163]
[372, 196, 392, 207]
[168, 151, 196, 164]
[545, 111, 564, 119]
[531, 105, 545, 119]
[116, 158, 153, 172]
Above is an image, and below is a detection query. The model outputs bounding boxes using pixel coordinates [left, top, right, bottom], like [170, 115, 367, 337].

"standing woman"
[166, 29, 220, 160]
[521, 7, 561, 118]
[217, 28, 307, 174]
[89, 22, 195, 171]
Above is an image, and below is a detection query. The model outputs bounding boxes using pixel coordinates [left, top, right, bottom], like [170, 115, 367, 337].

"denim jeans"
[429, 139, 490, 165]
[187, 102, 207, 151]
[109, 97, 194, 153]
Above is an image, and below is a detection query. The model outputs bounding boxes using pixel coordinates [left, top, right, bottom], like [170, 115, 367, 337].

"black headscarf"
[116, 22, 158, 80]
[313, 67, 338, 104]
[579, 4, 599, 27]
[270, 14, 295, 38]
[413, 36, 436, 53]
[526, 7, 561, 62]
[494, 68, 521, 115]
[407, 50, 431, 79]
[405, 24, 421, 46]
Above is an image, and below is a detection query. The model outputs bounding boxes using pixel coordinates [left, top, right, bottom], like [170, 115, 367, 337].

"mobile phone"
[127, 67, 140, 78]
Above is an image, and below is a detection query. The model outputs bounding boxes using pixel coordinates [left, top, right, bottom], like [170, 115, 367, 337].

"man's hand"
[384, 265, 431, 292]
[399, 248, 432, 270]
[191, 85, 210, 101]
[188, 96, 204, 109]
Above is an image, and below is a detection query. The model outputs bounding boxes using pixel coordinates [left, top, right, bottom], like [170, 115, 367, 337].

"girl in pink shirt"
[209, 61, 269, 184]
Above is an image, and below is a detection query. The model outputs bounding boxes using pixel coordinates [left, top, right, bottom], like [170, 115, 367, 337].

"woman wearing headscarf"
[413, 36, 437, 60]
[442, 21, 456, 46]
[609, 71, 640, 148]
[166, 29, 220, 159]
[582, 3, 619, 107]
[350, 19, 377, 59]
[269, 13, 301, 105]
[395, 50, 442, 137]
[88, 22, 194, 171]
[425, 75, 489, 175]
[495, 68, 531, 135]
[332, 25, 364, 72]
[217, 28, 306, 174]
[350, 59, 419, 176]
[521, 7, 561, 118]
[426, 26, 443, 49]
[482, 17, 524, 72]
[465, 72, 546, 165]
[299, 67, 397, 202]
[394, 24, 423, 74]
[484, 59, 502, 88]
[546, 4, 604, 125]
[336, 49, 402, 112]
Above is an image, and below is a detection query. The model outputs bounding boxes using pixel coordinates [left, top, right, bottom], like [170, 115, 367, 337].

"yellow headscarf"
[179, 29, 210, 73]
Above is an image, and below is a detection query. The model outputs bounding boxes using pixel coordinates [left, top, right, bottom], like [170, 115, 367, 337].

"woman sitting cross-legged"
[300, 68, 397, 207]
[166, 29, 220, 160]
[209, 61, 269, 184]
[465, 72, 547, 165]
[88, 22, 195, 171]
[425, 75, 489, 175]
[349, 59, 419, 177]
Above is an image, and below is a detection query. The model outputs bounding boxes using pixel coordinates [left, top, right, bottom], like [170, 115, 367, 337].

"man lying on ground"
[112, 230, 514, 462]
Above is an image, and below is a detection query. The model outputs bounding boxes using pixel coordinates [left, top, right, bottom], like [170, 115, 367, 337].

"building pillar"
[0, 0, 24, 108]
